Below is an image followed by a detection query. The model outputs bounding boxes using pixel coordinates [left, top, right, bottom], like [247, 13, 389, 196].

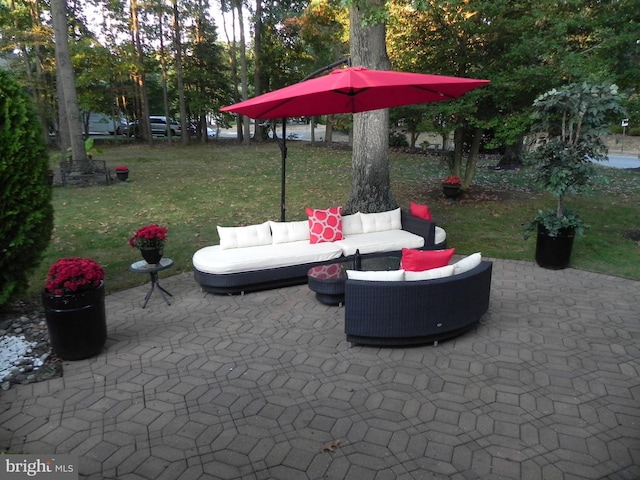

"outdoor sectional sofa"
[344, 258, 493, 347]
[192, 208, 447, 294]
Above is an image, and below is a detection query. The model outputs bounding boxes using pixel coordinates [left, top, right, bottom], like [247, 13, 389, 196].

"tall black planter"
[42, 282, 107, 360]
[535, 225, 575, 270]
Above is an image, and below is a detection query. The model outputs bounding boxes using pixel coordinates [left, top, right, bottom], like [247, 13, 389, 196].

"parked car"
[83, 112, 129, 136]
[130, 116, 183, 137]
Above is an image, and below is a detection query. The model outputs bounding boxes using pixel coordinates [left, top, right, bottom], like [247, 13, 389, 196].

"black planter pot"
[535, 225, 575, 270]
[442, 184, 461, 199]
[140, 247, 164, 265]
[42, 282, 107, 360]
[116, 170, 129, 181]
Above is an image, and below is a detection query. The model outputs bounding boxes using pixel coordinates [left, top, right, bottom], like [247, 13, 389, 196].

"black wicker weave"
[344, 261, 492, 347]
[194, 211, 446, 295]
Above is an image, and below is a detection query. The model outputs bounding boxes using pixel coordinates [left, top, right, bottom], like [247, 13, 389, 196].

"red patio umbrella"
[221, 66, 490, 219]
[222, 66, 489, 119]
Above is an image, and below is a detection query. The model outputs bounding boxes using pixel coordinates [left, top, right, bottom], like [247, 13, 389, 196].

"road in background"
[604, 154, 640, 169]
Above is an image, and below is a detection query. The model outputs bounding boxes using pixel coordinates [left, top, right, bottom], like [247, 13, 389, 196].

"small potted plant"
[114, 165, 129, 181]
[526, 82, 623, 269]
[41, 257, 107, 360]
[442, 175, 462, 199]
[129, 224, 168, 264]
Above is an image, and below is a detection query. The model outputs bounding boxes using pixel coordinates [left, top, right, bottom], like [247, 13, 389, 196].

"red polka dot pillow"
[306, 207, 344, 244]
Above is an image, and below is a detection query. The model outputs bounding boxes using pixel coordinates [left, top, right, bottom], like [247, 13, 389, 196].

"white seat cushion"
[435, 226, 447, 245]
[334, 230, 424, 256]
[217, 222, 272, 250]
[193, 241, 343, 275]
[360, 208, 402, 233]
[268, 220, 309, 244]
[404, 264, 454, 281]
[452, 252, 482, 275]
[342, 213, 363, 235]
[346, 269, 405, 281]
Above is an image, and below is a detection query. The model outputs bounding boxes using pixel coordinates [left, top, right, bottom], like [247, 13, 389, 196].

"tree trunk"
[55, 66, 71, 154]
[253, 0, 264, 142]
[345, 0, 395, 214]
[451, 127, 464, 177]
[222, 6, 242, 143]
[410, 129, 419, 150]
[50, 0, 87, 169]
[172, 0, 189, 146]
[462, 127, 483, 188]
[158, 10, 173, 145]
[310, 116, 316, 144]
[237, 0, 250, 145]
[324, 115, 334, 143]
[497, 136, 525, 169]
[131, 0, 151, 144]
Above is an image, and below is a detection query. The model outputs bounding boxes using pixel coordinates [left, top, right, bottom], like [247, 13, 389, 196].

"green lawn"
[31, 139, 640, 299]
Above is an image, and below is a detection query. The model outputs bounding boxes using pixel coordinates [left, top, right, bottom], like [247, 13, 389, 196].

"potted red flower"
[129, 224, 168, 264]
[42, 257, 107, 360]
[114, 165, 129, 181]
[442, 175, 462, 199]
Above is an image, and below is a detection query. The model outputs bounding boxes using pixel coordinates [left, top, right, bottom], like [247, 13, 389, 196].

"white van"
[83, 113, 129, 136]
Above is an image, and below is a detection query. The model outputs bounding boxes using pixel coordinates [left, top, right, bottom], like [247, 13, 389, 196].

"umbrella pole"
[280, 120, 287, 221]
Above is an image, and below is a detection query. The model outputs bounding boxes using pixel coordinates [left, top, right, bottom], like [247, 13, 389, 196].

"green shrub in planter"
[526, 82, 624, 237]
[0, 69, 54, 306]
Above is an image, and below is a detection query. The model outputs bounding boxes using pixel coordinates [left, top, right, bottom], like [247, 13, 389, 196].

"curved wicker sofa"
[344, 260, 492, 347]
[193, 210, 446, 295]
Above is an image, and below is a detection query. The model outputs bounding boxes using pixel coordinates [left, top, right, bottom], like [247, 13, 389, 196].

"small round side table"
[129, 258, 174, 308]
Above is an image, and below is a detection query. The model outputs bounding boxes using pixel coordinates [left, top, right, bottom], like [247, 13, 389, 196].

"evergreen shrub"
[389, 131, 409, 147]
[0, 69, 54, 307]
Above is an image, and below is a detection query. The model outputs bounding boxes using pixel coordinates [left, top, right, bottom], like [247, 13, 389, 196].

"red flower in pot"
[129, 224, 168, 264]
[442, 175, 462, 185]
[45, 257, 105, 296]
[42, 257, 107, 360]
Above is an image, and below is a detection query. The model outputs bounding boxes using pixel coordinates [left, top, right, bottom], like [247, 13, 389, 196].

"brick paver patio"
[1, 258, 639, 479]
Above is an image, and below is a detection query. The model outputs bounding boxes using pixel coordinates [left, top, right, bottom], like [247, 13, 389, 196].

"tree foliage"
[386, 0, 638, 182]
[0, 69, 54, 306]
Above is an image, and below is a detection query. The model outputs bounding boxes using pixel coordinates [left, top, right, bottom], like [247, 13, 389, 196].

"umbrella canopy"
[221, 66, 490, 119]
[220, 66, 490, 221]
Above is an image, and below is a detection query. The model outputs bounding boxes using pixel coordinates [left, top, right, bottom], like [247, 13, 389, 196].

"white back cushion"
[269, 220, 310, 244]
[360, 208, 402, 233]
[342, 213, 363, 236]
[217, 222, 272, 250]
[452, 252, 482, 275]
[404, 264, 454, 281]
[346, 269, 405, 281]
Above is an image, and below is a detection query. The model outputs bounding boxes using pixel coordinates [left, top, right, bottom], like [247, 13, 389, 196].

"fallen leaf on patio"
[320, 439, 341, 453]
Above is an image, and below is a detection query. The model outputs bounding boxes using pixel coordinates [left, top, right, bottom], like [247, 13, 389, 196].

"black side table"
[129, 258, 174, 308]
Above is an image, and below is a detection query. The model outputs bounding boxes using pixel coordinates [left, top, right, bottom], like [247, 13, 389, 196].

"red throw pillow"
[306, 207, 343, 244]
[401, 248, 455, 271]
[409, 201, 432, 221]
